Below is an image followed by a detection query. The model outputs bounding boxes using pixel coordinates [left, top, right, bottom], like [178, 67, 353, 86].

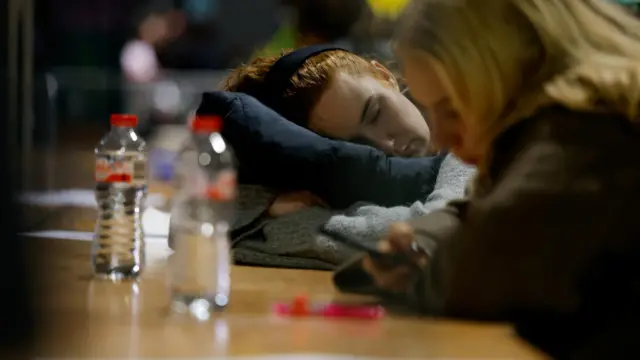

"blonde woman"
[334, 0, 640, 356]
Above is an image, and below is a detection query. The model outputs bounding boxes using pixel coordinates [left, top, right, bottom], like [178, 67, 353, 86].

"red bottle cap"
[289, 294, 310, 316]
[272, 295, 385, 320]
[110, 114, 138, 127]
[192, 115, 222, 133]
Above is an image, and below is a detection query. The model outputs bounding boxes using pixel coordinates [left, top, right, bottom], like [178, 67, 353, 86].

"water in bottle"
[169, 115, 236, 319]
[93, 114, 147, 280]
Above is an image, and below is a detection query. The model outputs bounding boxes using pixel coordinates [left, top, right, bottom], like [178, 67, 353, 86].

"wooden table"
[23, 148, 544, 358]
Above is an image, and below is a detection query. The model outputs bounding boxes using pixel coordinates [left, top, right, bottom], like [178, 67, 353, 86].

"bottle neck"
[192, 130, 217, 139]
[111, 126, 134, 135]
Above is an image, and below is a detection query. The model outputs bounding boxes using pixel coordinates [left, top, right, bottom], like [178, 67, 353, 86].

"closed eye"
[361, 94, 382, 126]
[369, 101, 382, 125]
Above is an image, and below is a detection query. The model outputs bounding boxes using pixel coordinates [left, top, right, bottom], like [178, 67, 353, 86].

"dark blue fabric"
[196, 91, 445, 209]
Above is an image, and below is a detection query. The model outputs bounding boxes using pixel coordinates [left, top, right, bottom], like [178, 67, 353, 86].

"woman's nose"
[365, 126, 395, 152]
[368, 136, 396, 155]
[382, 138, 397, 154]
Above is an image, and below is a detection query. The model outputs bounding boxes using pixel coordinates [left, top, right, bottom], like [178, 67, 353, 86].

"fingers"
[387, 222, 415, 252]
[281, 191, 326, 207]
[309, 194, 329, 208]
[362, 256, 413, 293]
[377, 222, 429, 268]
[362, 222, 431, 294]
[376, 239, 392, 253]
[300, 191, 328, 208]
[377, 266, 413, 293]
[299, 191, 325, 207]
[267, 191, 326, 217]
[376, 222, 413, 253]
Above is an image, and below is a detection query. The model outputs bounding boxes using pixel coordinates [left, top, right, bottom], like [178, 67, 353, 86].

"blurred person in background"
[254, 0, 369, 57]
[119, 7, 187, 136]
[349, 0, 411, 62]
[255, 0, 415, 84]
[121, 1, 229, 136]
[122, 0, 248, 77]
[120, 8, 187, 83]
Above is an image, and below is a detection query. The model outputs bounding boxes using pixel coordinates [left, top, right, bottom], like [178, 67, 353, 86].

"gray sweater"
[231, 154, 476, 270]
[323, 154, 475, 244]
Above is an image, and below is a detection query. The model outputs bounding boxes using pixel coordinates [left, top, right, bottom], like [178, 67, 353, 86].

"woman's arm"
[198, 91, 444, 208]
[323, 154, 475, 243]
[334, 130, 612, 319]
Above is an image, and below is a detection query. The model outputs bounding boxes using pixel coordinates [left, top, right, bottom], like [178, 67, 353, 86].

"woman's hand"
[267, 191, 327, 217]
[362, 222, 429, 293]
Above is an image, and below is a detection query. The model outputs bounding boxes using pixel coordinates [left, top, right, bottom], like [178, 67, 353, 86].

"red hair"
[223, 49, 393, 124]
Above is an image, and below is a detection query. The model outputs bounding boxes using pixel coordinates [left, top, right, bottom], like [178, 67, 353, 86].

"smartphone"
[318, 226, 416, 267]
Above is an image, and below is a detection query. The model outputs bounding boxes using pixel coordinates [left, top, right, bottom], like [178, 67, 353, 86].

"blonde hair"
[396, 0, 640, 166]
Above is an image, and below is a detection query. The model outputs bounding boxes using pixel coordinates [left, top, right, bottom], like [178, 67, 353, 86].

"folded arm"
[197, 91, 444, 208]
[323, 154, 475, 244]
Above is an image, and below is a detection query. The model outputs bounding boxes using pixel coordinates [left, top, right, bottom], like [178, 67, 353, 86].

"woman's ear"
[371, 60, 399, 90]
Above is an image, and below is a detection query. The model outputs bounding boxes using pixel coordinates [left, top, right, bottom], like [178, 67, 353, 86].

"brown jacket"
[334, 106, 640, 356]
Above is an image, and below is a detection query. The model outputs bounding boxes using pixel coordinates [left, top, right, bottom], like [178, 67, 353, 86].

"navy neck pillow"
[196, 91, 445, 209]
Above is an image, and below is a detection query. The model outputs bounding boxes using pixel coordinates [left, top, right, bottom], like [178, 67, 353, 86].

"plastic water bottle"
[166, 112, 196, 248]
[147, 113, 193, 212]
[169, 115, 236, 319]
[93, 114, 147, 280]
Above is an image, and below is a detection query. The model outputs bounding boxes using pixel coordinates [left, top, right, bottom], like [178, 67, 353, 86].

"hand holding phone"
[319, 225, 427, 268]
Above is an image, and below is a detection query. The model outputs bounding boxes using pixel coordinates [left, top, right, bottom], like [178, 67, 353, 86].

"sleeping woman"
[194, 45, 475, 269]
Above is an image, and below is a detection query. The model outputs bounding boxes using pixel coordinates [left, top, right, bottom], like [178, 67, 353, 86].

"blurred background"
[3, 0, 411, 353]
[12, 0, 410, 150]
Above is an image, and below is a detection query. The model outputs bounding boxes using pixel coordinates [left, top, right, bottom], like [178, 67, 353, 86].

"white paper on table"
[20, 205, 171, 240]
[19, 189, 167, 209]
[18, 189, 172, 237]
[20, 229, 168, 244]
[142, 206, 171, 237]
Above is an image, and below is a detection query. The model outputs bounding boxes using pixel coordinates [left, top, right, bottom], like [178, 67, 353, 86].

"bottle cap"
[289, 294, 310, 316]
[192, 115, 222, 133]
[110, 114, 138, 127]
[272, 295, 385, 320]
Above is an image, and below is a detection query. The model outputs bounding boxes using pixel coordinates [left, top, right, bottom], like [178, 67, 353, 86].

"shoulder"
[493, 106, 639, 163]
[487, 106, 640, 189]
[501, 106, 636, 147]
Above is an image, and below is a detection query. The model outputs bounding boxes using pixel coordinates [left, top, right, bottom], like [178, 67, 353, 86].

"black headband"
[259, 44, 350, 127]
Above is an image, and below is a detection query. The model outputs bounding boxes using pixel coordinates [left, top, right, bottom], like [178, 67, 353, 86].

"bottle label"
[96, 152, 147, 185]
[206, 170, 236, 201]
[187, 169, 236, 201]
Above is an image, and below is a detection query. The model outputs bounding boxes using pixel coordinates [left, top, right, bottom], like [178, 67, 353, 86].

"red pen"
[273, 295, 385, 320]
